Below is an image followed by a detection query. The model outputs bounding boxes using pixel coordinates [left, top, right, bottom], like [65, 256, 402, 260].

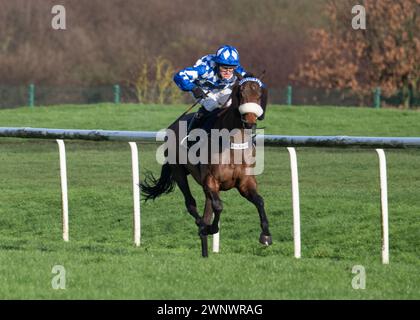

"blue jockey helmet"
[214, 45, 240, 67]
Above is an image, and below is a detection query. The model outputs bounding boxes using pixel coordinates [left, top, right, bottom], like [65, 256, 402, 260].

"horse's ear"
[243, 72, 255, 78]
[258, 85, 268, 120]
[258, 70, 266, 81]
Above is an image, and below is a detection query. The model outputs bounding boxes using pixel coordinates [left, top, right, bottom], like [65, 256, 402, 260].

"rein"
[216, 85, 238, 118]
[216, 100, 233, 118]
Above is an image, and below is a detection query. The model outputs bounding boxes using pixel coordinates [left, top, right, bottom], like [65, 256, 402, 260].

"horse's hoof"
[208, 225, 219, 235]
[259, 233, 272, 246]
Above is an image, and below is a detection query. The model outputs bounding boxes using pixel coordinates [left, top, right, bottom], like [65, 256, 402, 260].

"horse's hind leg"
[203, 195, 219, 235]
[238, 178, 272, 246]
[172, 168, 208, 257]
[172, 168, 201, 225]
[194, 175, 223, 257]
[202, 176, 223, 233]
[204, 175, 223, 217]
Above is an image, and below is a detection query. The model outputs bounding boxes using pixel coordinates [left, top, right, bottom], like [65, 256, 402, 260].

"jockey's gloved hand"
[192, 87, 206, 100]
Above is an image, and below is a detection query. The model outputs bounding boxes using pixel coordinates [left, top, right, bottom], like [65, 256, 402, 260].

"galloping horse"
[141, 75, 272, 257]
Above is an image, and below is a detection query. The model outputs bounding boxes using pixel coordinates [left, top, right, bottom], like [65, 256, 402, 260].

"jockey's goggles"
[219, 65, 237, 71]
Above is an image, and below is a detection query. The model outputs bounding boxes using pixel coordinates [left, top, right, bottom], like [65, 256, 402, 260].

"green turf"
[1, 103, 420, 135]
[0, 103, 419, 299]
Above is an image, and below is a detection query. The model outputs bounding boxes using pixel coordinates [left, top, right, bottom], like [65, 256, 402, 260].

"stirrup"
[181, 117, 198, 148]
[180, 135, 190, 148]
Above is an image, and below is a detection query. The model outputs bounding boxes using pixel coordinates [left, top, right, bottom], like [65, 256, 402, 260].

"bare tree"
[0, 0, 325, 92]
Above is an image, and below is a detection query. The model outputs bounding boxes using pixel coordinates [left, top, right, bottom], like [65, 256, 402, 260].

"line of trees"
[0, 0, 418, 107]
[0, 0, 321, 86]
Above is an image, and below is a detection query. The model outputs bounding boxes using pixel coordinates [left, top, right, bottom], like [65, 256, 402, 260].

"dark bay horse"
[141, 76, 272, 257]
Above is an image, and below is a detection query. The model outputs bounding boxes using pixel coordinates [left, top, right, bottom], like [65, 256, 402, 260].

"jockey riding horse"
[141, 46, 271, 257]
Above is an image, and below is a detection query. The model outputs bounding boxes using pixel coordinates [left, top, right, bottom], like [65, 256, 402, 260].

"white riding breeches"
[195, 87, 232, 112]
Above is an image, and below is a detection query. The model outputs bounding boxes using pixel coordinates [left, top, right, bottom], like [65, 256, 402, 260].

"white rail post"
[287, 147, 301, 259]
[376, 149, 389, 264]
[56, 139, 69, 242]
[129, 142, 141, 247]
[212, 214, 220, 253]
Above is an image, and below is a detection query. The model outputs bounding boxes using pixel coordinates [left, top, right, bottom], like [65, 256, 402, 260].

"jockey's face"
[218, 65, 235, 80]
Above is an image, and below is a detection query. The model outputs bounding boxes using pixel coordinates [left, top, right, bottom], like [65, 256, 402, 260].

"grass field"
[0, 103, 419, 299]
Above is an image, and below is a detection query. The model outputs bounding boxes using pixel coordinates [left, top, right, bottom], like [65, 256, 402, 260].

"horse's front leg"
[198, 197, 213, 258]
[200, 175, 223, 257]
[238, 178, 272, 246]
[200, 196, 219, 235]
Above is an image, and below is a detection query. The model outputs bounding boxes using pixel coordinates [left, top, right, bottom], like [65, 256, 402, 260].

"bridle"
[237, 77, 265, 129]
[217, 76, 265, 125]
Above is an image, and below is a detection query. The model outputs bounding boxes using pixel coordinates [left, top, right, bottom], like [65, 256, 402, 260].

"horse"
[140, 75, 272, 257]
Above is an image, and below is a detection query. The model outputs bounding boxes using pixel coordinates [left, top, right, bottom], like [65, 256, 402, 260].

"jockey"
[173, 45, 248, 132]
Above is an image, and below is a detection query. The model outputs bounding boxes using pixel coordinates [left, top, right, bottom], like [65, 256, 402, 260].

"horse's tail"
[140, 163, 175, 202]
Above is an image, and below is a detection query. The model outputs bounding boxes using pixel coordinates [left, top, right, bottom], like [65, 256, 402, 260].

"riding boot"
[187, 107, 209, 134]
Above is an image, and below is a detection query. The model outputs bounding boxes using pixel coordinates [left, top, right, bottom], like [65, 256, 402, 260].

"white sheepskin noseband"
[238, 102, 263, 118]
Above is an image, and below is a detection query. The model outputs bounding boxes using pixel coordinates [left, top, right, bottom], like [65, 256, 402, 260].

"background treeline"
[0, 0, 418, 107]
[0, 0, 325, 87]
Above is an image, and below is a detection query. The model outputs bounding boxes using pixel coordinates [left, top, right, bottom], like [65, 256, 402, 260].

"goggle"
[219, 65, 236, 71]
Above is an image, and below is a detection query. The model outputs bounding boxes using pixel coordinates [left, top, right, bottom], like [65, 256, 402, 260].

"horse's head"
[231, 76, 268, 129]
